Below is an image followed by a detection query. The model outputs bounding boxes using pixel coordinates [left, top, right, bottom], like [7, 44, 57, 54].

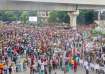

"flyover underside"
[0, 1, 105, 11]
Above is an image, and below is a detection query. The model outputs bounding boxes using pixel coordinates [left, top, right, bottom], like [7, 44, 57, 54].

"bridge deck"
[10, 0, 105, 5]
[0, 0, 105, 10]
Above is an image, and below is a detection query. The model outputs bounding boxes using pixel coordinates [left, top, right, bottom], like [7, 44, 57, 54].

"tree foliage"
[20, 11, 29, 24]
[0, 10, 37, 24]
[48, 11, 70, 24]
[0, 11, 17, 21]
[0, 10, 96, 25]
[77, 10, 95, 25]
[48, 10, 96, 25]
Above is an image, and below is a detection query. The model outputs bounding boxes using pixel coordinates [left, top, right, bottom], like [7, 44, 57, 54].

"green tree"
[13, 11, 23, 21]
[48, 11, 58, 23]
[0, 10, 96, 25]
[77, 10, 95, 25]
[5, 11, 17, 21]
[48, 10, 95, 25]
[0, 11, 4, 20]
[48, 11, 70, 24]
[0, 10, 37, 24]
[0, 11, 17, 21]
[28, 11, 37, 16]
[56, 11, 70, 23]
[20, 11, 29, 24]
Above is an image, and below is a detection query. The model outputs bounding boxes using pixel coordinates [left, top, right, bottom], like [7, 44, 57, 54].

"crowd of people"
[0, 24, 105, 74]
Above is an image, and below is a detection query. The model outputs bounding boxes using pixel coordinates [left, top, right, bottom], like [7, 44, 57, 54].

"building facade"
[37, 10, 49, 23]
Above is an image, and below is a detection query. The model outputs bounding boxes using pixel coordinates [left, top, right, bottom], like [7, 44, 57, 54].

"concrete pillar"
[68, 10, 79, 29]
[98, 11, 101, 23]
[98, 11, 101, 26]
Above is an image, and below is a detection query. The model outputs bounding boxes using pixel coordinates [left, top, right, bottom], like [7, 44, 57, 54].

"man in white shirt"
[38, 59, 41, 65]
[79, 59, 83, 67]
[40, 61, 45, 74]
[95, 63, 100, 74]
[41, 64, 44, 71]
[84, 61, 89, 74]
[90, 63, 94, 71]
[95, 63, 99, 70]
[84, 61, 88, 68]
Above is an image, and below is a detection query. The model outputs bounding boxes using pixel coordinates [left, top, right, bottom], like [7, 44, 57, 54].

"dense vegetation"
[0, 10, 97, 25]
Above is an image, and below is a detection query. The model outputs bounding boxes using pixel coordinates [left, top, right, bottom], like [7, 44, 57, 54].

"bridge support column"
[68, 10, 79, 29]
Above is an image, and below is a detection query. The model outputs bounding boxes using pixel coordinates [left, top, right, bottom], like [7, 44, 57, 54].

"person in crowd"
[64, 66, 66, 74]
[95, 63, 100, 74]
[0, 69, 3, 74]
[90, 62, 94, 71]
[30, 63, 36, 74]
[30, 64, 33, 74]
[85, 64, 89, 74]
[84, 61, 89, 74]
[44, 67, 47, 74]
[7, 47, 13, 60]
[38, 58, 41, 72]
[9, 65, 12, 74]
[73, 60, 78, 72]
[2, 57, 5, 64]
[3, 64, 9, 74]
[52, 59, 56, 70]
[27, 56, 31, 67]
[60, 57, 62, 70]
[40, 60, 45, 74]
[13, 54, 17, 64]
[23, 59, 27, 71]
[70, 57, 74, 69]
[79, 59, 83, 66]
[48, 63, 52, 74]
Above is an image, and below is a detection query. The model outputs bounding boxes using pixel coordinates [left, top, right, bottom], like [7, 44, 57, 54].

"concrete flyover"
[0, 0, 105, 29]
[0, 0, 105, 10]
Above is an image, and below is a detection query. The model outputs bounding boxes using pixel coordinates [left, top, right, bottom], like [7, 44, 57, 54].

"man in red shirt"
[73, 60, 78, 72]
